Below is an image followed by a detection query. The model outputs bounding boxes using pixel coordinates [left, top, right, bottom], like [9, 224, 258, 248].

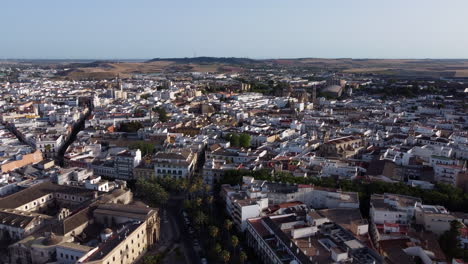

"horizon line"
[2, 56, 468, 62]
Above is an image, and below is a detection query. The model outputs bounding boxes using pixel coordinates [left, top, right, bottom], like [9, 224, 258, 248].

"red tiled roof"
[384, 222, 399, 228]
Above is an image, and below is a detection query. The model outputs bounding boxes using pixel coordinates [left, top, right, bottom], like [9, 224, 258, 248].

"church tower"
[116, 74, 123, 92]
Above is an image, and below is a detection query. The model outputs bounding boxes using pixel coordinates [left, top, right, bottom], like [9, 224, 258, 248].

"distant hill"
[146, 57, 258, 65]
[67, 61, 116, 69]
[52, 57, 468, 80]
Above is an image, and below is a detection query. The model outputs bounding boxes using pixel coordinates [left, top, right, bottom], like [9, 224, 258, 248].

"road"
[166, 194, 201, 264]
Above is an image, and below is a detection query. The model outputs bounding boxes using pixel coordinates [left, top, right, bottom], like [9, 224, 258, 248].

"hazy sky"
[2, 0, 468, 59]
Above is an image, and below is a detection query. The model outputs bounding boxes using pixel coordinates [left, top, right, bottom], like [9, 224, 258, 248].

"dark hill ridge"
[146, 56, 259, 65]
[51, 57, 468, 79]
[67, 61, 116, 69]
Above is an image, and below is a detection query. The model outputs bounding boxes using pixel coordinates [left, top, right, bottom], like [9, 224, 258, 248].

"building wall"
[0, 224, 26, 241]
[246, 221, 284, 264]
[30, 241, 57, 264]
[81, 214, 159, 264]
[57, 247, 88, 264]
[371, 208, 409, 225]
[155, 163, 190, 179]
[234, 203, 263, 231]
[18, 193, 54, 212]
[133, 167, 155, 179]
[415, 212, 455, 235]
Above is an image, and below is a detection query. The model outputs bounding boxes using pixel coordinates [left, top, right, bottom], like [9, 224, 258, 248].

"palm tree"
[239, 251, 247, 264]
[189, 183, 198, 194]
[231, 235, 239, 249]
[176, 178, 187, 192]
[213, 243, 222, 255]
[206, 195, 214, 205]
[209, 225, 219, 242]
[194, 211, 207, 228]
[224, 219, 233, 234]
[195, 197, 203, 208]
[220, 250, 230, 264]
[206, 195, 214, 217]
[204, 183, 211, 194]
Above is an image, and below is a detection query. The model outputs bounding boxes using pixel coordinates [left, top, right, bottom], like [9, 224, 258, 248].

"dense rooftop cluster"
[0, 62, 466, 264]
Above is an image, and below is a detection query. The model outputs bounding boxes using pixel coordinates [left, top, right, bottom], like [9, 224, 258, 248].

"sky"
[1, 0, 468, 59]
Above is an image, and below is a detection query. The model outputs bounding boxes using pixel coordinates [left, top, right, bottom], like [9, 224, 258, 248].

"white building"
[154, 149, 197, 179]
[84, 176, 109, 192]
[34, 134, 64, 158]
[370, 193, 421, 225]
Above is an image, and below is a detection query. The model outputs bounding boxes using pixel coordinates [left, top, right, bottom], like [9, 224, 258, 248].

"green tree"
[195, 197, 203, 208]
[239, 251, 247, 264]
[213, 243, 222, 255]
[153, 107, 169, 122]
[206, 195, 214, 209]
[440, 220, 463, 259]
[220, 250, 230, 264]
[178, 178, 189, 192]
[209, 226, 219, 241]
[194, 211, 207, 227]
[231, 235, 239, 249]
[135, 178, 168, 206]
[239, 133, 251, 148]
[228, 133, 240, 147]
[224, 219, 233, 233]
[189, 178, 203, 194]
[140, 93, 151, 99]
[206, 195, 214, 206]
[118, 121, 144, 132]
[129, 141, 155, 156]
[204, 184, 211, 193]
[143, 255, 157, 264]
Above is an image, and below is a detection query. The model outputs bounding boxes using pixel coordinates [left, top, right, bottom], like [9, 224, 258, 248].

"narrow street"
[166, 194, 201, 264]
[55, 105, 93, 166]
